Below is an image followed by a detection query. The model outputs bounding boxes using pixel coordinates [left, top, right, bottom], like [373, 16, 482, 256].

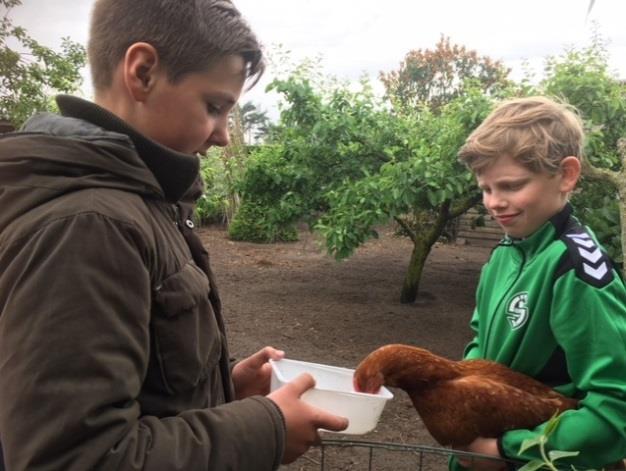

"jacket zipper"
[172, 204, 180, 227]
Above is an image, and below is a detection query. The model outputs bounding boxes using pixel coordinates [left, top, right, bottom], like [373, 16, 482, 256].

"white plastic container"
[269, 358, 393, 435]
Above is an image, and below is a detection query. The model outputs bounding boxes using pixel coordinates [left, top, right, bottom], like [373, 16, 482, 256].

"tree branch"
[394, 216, 417, 244]
[449, 193, 481, 219]
[581, 159, 620, 188]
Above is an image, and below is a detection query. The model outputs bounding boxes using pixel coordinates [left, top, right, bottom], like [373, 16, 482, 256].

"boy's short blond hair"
[88, 0, 264, 92]
[458, 96, 584, 174]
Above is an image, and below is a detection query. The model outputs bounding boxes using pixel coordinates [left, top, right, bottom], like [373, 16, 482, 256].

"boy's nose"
[208, 123, 230, 148]
[484, 192, 507, 211]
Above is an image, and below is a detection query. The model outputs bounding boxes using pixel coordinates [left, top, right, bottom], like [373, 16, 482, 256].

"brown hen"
[353, 344, 578, 447]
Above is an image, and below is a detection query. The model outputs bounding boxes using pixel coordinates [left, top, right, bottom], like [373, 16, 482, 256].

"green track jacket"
[454, 204, 626, 469]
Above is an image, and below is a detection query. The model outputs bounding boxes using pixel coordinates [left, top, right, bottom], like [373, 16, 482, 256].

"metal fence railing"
[280, 438, 626, 471]
[281, 438, 521, 471]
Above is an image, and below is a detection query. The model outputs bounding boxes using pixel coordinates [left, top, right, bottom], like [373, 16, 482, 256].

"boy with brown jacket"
[0, 1, 347, 469]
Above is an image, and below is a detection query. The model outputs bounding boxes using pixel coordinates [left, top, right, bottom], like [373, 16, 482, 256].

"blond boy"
[452, 96, 626, 469]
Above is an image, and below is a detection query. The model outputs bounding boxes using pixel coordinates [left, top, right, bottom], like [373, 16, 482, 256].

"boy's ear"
[123, 42, 161, 102]
[559, 156, 581, 193]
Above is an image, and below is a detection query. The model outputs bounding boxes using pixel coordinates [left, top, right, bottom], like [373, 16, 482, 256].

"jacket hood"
[0, 95, 200, 233]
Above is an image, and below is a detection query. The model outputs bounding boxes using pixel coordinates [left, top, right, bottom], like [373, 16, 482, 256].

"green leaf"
[517, 459, 549, 471]
[548, 450, 579, 461]
[426, 189, 437, 206]
[519, 436, 544, 454]
[543, 413, 562, 438]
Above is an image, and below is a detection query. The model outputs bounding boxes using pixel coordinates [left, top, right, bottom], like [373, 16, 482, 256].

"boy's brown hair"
[458, 96, 584, 175]
[88, 0, 264, 92]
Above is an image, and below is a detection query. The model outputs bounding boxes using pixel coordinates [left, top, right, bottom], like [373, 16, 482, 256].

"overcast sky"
[8, 1, 626, 119]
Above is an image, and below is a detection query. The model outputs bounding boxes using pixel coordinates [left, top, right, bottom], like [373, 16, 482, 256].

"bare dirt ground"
[198, 225, 493, 470]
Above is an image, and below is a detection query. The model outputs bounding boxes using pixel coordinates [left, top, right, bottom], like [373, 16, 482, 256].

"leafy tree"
[196, 149, 230, 225]
[197, 104, 249, 227]
[234, 39, 516, 302]
[230, 74, 399, 243]
[240, 100, 271, 143]
[221, 104, 247, 224]
[233, 65, 496, 302]
[380, 35, 511, 112]
[317, 90, 493, 302]
[229, 75, 361, 240]
[540, 32, 626, 266]
[0, 0, 86, 127]
[582, 140, 626, 275]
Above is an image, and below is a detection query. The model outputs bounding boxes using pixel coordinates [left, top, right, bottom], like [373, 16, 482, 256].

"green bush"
[195, 192, 226, 225]
[228, 202, 298, 243]
[195, 152, 229, 225]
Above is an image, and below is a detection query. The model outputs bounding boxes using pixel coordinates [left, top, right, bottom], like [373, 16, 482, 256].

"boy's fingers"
[282, 374, 349, 431]
[246, 346, 285, 368]
[314, 409, 349, 432]
[288, 373, 316, 395]
[263, 346, 285, 361]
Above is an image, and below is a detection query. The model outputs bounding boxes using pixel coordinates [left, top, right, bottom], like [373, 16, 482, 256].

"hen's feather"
[354, 344, 578, 447]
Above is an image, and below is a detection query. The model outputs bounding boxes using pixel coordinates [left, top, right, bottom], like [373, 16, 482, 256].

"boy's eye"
[502, 181, 525, 191]
[207, 103, 222, 115]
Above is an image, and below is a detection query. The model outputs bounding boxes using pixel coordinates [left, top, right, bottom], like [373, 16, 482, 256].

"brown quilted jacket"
[0, 96, 284, 470]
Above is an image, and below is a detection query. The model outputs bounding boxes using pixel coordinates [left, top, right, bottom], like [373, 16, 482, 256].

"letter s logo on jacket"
[506, 292, 529, 330]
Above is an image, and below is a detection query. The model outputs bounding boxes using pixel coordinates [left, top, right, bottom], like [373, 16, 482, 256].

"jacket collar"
[56, 95, 199, 203]
[504, 203, 574, 259]
[548, 202, 574, 237]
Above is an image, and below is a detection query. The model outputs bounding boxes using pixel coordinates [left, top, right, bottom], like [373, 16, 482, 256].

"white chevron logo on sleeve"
[567, 233, 590, 240]
[570, 237, 595, 249]
[578, 246, 602, 264]
[583, 262, 608, 280]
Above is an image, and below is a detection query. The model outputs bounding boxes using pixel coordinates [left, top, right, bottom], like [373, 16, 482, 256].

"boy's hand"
[268, 373, 349, 464]
[232, 346, 285, 399]
[455, 437, 505, 471]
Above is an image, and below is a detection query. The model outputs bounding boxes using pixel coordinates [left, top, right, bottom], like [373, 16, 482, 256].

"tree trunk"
[400, 237, 430, 303]
[222, 105, 246, 226]
[399, 202, 451, 303]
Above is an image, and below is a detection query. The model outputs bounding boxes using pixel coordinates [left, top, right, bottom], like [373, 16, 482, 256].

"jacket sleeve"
[500, 270, 626, 468]
[0, 213, 284, 470]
